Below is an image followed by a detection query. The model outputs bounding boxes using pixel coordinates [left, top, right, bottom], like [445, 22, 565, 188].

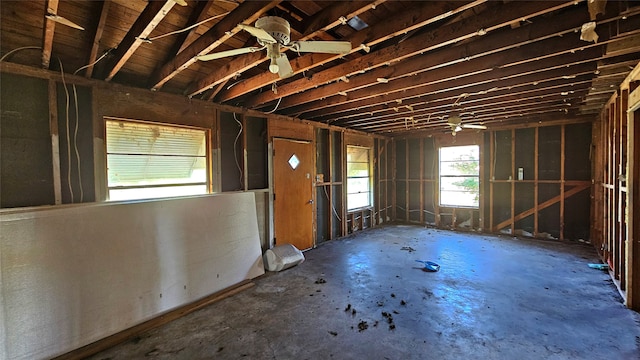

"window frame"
[438, 144, 480, 209]
[346, 145, 373, 211]
[104, 118, 211, 201]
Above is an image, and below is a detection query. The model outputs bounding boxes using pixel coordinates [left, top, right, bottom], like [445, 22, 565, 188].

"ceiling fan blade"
[275, 53, 294, 79]
[45, 14, 84, 30]
[461, 124, 487, 130]
[288, 41, 351, 54]
[197, 47, 263, 61]
[238, 24, 277, 44]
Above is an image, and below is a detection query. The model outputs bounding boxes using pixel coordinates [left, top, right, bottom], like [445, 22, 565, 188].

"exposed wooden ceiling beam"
[184, 0, 390, 98]
[103, 0, 176, 82]
[333, 79, 593, 127]
[245, 0, 581, 108]
[361, 93, 588, 132]
[330, 77, 592, 124]
[302, 60, 598, 122]
[296, 37, 640, 120]
[384, 113, 595, 136]
[370, 105, 585, 133]
[149, 0, 281, 91]
[296, 45, 603, 120]
[85, 0, 110, 78]
[213, 0, 485, 102]
[173, 0, 218, 57]
[280, 9, 638, 113]
[41, 0, 59, 69]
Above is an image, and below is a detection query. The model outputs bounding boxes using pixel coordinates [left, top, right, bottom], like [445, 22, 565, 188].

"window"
[347, 146, 371, 210]
[439, 145, 479, 208]
[105, 119, 209, 201]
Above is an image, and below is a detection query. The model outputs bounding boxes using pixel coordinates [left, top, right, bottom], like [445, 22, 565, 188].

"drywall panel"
[0, 193, 264, 360]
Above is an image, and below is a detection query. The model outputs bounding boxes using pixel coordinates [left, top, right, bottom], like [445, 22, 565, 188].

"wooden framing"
[628, 84, 640, 309]
[593, 61, 640, 309]
[48, 79, 62, 204]
[41, 0, 59, 69]
[483, 121, 591, 239]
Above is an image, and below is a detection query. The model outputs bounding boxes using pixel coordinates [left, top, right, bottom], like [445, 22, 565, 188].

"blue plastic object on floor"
[588, 263, 609, 270]
[416, 260, 440, 272]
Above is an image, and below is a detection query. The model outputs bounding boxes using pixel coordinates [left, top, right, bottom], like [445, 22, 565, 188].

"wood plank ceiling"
[1, 0, 639, 136]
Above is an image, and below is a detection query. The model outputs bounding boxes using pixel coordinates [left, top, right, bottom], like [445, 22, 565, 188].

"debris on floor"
[415, 260, 440, 272]
[588, 263, 609, 270]
[315, 278, 327, 284]
[358, 321, 368, 332]
[344, 303, 351, 311]
[400, 246, 416, 252]
[400, 300, 406, 306]
[328, 331, 338, 336]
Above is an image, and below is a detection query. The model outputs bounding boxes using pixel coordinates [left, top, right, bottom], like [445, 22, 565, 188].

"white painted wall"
[0, 193, 264, 360]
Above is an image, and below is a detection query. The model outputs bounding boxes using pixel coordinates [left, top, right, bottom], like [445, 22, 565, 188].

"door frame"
[269, 137, 316, 250]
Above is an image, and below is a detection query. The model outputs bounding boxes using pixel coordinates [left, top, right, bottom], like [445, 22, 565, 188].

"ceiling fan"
[196, 16, 352, 79]
[446, 111, 487, 136]
[45, 11, 84, 30]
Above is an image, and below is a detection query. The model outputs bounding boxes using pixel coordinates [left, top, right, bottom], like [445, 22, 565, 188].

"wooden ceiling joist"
[211, 0, 485, 102]
[103, 0, 176, 82]
[333, 80, 593, 128]
[41, 0, 59, 69]
[149, 0, 281, 91]
[184, 0, 392, 98]
[85, 0, 110, 78]
[245, 0, 580, 108]
[303, 60, 597, 125]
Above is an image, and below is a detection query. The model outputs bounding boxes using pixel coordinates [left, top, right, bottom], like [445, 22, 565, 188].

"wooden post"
[560, 124, 565, 240]
[405, 139, 409, 222]
[420, 138, 425, 224]
[511, 129, 515, 235]
[620, 89, 629, 288]
[392, 138, 397, 221]
[328, 131, 334, 239]
[534, 127, 539, 236]
[478, 133, 485, 231]
[242, 115, 248, 191]
[627, 87, 640, 310]
[48, 80, 62, 204]
[489, 131, 495, 231]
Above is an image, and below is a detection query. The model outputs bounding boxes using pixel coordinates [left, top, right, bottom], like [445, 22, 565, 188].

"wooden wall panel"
[0, 73, 55, 208]
[268, 118, 314, 141]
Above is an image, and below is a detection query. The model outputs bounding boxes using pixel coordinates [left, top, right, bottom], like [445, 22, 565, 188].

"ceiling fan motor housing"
[256, 16, 291, 45]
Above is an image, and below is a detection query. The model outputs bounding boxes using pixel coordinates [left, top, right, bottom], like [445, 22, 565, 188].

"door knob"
[308, 199, 314, 204]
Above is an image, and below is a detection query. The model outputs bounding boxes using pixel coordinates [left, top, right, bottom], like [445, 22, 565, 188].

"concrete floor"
[90, 225, 640, 359]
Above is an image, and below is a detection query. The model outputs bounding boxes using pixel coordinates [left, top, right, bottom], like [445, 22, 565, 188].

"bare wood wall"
[393, 121, 593, 240]
[593, 62, 640, 309]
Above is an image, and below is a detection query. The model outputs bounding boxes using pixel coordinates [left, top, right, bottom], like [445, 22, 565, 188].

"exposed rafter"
[41, 0, 59, 69]
[149, 0, 281, 91]
[103, 0, 176, 82]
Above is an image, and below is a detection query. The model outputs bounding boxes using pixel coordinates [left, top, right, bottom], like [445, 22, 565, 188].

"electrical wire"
[71, 83, 83, 202]
[0, 46, 42, 62]
[232, 113, 244, 187]
[58, 58, 74, 203]
[323, 185, 342, 222]
[68, 49, 113, 202]
[143, 13, 229, 42]
[73, 49, 111, 76]
[264, 97, 282, 114]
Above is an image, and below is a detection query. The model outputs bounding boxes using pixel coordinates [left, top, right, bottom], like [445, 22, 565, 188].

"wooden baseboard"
[53, 281, 255, 360]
